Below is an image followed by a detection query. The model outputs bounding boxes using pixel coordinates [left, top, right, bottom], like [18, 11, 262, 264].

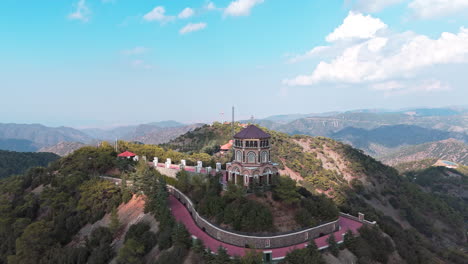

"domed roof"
[234, 125, 271, 139]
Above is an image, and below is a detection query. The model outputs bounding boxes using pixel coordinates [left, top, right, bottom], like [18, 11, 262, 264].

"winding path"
[169, 195, 363, 259]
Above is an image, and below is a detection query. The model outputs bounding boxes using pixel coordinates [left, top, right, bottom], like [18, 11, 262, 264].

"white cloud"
[68, 0, 91, 22]
[283, 12, 468, 90]
[143, 6, 175, 23]
[178, 8, 195, 19]
[287, 46, 330, 64]
[206, 2, 217, 10]
[326, 12, 387, 42]
[224, 0, 264, 16]
[121, 47, 149, 56]
[179, 22, 207, 34]
[351, 0, 404, 13]
[409, 0, 468, 19]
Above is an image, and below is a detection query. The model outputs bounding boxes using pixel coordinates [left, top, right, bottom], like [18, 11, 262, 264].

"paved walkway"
[169, 195, 363, 259]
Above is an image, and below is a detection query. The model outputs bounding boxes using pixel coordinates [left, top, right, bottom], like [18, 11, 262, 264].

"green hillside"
[0, 150, 59, 179]
[0, 125, 467, 264]
[163, 123, 468, 263]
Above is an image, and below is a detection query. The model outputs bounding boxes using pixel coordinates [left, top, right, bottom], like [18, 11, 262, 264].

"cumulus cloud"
[143, 6, 175, 23]
[179, 22, 207, 34]
[224, 0, 264, 16]
[178, 8, 195, 19]
[326, 12, 387, 42]
[283, 12, 468, 95]
[68, 0, 91, 22]
[409, 0, 468, 19]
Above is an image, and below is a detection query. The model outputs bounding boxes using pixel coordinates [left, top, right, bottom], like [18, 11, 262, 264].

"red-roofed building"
[219, 140, 233, 154]
[118, 151, 136, 158]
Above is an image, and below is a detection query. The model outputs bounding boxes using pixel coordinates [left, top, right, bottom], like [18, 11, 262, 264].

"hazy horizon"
[1, 105, 467, 129]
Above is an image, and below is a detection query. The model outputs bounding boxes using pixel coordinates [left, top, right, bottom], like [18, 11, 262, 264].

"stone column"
[166, 158, 171, 168]
[181, 159, 186, 168]
[216, 162, 222, 172]
[358, 212, 365, 222]
[206, 166, 212, 174]
[153, 157, 158, 167]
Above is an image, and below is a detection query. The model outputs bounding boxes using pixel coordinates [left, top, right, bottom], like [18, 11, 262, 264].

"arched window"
[247, 152, 256, 163]
[261, 151, 268, 163]
[236, 151, 242, 162]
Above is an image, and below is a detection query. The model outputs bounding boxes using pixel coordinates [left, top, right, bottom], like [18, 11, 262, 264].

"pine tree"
[327, 234, 339, 256]
[172, 222, 191, 249]
[343, 230, 356, 251]
[212, 246, 231, 264]
[109, 207, 120, 234]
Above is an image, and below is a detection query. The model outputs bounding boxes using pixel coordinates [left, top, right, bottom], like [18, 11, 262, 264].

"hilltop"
[163, 123, 467, 263]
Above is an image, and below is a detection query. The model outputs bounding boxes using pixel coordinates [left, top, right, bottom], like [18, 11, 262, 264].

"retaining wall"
[168, 186, 339, 249]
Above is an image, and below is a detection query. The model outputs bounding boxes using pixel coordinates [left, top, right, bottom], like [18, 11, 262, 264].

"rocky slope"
[380, 139, 468, 166]
[38, 142, 87, 156]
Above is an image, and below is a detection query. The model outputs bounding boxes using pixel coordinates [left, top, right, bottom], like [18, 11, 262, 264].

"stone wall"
[168, 186, 339, 249]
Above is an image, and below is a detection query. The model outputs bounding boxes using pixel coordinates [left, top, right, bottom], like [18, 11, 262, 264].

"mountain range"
[0, 121, 203, 154]
[1, 107, 467, 164]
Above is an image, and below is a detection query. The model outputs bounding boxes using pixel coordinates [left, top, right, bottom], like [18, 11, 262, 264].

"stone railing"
[168, 185, 339, 249]
[339, 212, 376, 226]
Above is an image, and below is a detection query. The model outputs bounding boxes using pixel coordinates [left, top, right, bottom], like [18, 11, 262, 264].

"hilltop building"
[225, 125, 278, 186]
[219, 140, 233, 155]
[118, 151, 136, 158]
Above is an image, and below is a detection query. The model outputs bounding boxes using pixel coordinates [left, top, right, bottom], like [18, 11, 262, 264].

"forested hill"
[163, 123, 468, 263]
[0, 150, 59, 178]
[161, 122, 244, 154]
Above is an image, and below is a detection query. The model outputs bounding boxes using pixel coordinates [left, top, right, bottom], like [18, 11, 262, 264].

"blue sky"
[1, 0, 468, 128]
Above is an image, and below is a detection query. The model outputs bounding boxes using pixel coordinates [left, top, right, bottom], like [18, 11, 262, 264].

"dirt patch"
[279, 158, 304, 181]
[69, 195, 159, 251]
[31, 184, 45, 195]
[246, 192, 301, 232]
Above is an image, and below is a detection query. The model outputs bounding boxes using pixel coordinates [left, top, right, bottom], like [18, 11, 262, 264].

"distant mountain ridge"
[0, 123, 93, 152]
[380, 139, 468, 166]
[257, 107, 468, 137]
[38, 142, 87, 156]
[331, 124, 468, 156]
[81, 121, 204, 145]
